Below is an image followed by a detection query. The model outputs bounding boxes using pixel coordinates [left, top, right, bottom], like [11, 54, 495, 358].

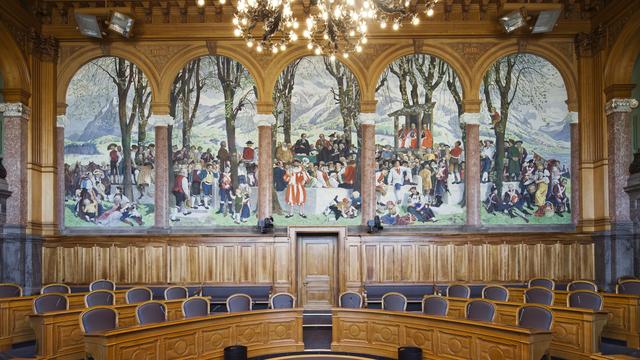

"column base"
[0, 226, 42, 295]
[593, 222, 638, 292]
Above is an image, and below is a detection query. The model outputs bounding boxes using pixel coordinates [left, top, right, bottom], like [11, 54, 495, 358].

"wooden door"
[298, 234, 337, 309]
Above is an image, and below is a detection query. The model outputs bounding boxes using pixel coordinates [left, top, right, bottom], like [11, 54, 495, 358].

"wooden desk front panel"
[0, 290, 126, 351]
[83, 309, 304, 360]
[332, 308, 552, 360]
[447, 297, 608, 360]
[29, 299, 183, 360]
[509, 288, 640, 349]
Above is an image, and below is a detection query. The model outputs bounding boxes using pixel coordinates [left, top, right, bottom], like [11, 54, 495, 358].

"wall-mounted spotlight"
[257, 217, 274, 234]
[75, 13, 103, 38]
[531, 9, 561, 34]
[108, 11, 135, 38]
[499, 8, 527, 33]
[367, 216, 383, 234]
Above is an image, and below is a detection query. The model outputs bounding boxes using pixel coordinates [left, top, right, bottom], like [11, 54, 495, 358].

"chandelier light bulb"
[232, 18, 239, 25]
[411, 16, 419, 25]
[256, 44, 263, 52]
[247, 40, 254, 47]
[330, 54, 336, 61]
[234, 28, 242, 36]
[349, 30, 355, 36]
[323, 33, 329, 40]
[290, 32, 298, 41]
[380, 21, 387, 28]
[280, 43, 286, 51]
[306, 17, 314, 28]
[343, 52, 349, 58]
[307, 42, 314, 49]
[356, 45, 362, 52]
[272, 45, 278, 53]
[241, 18, 248, 25]
[426, 7, 434, 16]
[361, 37, 368, 44]
[293, 21, 299, 29]
[219, 0, 226, 4]
[314, 47, 322, 55]
[392, 22, 400, 30]
[196, 0, 205, 7]
[404, 0, 409, 6]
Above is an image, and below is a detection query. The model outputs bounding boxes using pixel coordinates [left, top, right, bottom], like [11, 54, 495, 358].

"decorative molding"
[1, 18, 59, 62]
[569, 112, 579, 124]
[58, 44, 86, 66]
[149, 114, 175, 127]
[447, 42, 495, 67]
[0, 103, 31, 119]
[355, 43, 393, 69]
[605, 98, 639, 116]
[134, 44, 190, 72]
[255, 114, 276, 127]
[359, 113, 376, 125]
[56, 115, 66, 128]
[548, 40, 575, 64]
[459, 112, 481, 125]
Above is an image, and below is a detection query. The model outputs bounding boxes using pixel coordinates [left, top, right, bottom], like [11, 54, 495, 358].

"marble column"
[460, 113, 481, 227]
[150, 115, 174, 230]
[569, 112, 580, 226]
[0, 102, 41, 294]
[595, 98, 639, 291]
[359, 113, 376, 225]
[56, 115, 65, 231]
[256, 114, 275, 221]
[0, 103, 30, 230]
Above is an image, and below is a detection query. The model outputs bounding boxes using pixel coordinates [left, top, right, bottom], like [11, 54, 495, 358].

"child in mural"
[218, 167, 234, 216]
[170, 168, 191, 222]
[189, 162, 202, 209]
[449, 141, 463, 184]
[284, 158, 310, 218]
[200, 163, 217, 210]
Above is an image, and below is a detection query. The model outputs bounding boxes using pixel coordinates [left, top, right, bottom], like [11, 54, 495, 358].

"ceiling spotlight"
[108, 12, 134, 38]
[75, 13, 103, 38]
[499, 9, 527, 33]
[531, 9, 561, 34]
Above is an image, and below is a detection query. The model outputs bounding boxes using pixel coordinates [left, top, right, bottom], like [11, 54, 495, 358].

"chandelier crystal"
[362, 0, 438, 30]
[233, 0, 300, 53]
[303, 0, 368, 58]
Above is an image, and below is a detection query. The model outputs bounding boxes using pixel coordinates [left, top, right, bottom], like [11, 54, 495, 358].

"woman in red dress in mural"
[284, 159, 310, 219]
[421, 126, 433, 149]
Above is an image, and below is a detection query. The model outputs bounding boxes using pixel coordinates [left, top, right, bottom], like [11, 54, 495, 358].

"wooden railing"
[509, 287, 640, 349]
[83, 309, 305, 360]
[332, 308, 552, 360]
[446, 297, 609, 360]
[0, 290, 126, 351]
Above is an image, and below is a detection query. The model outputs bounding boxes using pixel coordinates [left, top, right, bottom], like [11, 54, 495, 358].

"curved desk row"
[84, 309, 304, 360]
[446, 297, 609, 360]
[0, 290, 126, 351]
[29, 299, 185, 360]
[332, 308, 552, 360]
[509, 287, 640, 349]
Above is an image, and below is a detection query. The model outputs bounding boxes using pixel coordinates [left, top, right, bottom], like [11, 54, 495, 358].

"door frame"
[289, 226, 347, 308]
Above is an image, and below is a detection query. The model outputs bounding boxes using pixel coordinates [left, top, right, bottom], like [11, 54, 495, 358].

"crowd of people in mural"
[64, 143, 156, 226]
[374, 123, 465, 226]
[272, 132, 360, 221]
[170, 141, 257, 224]
[481, 138, 571, 222]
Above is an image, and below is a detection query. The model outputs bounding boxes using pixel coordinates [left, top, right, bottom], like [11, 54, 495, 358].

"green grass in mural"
[171, 211, 255, 227]
[381, 212, 466, 226]
[480, 207, 571, 225]
[64, 200, 155, 228]
[272, 214, 362, 226]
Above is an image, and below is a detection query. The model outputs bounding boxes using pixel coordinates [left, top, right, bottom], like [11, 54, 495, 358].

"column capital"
[255, 114, 275, 127]
[360, 99, 377, 113]
[569, 111, 579, 124]
[149, 114, 175, 127]
[463, 99, 482, 113]
[255, 101, 274, 114]
[0, 103, 31, 119]
[56, 115, 66, 128]
[359, 112, 376, 126]
[459, 112, 481, 125]
[605, 98, 639, 116]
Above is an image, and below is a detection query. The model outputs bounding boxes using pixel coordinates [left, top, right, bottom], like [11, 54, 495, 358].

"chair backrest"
[339, 291, 363, 308]
[617, 276, 638, 284]
[227, 294, 253, 312]
[382, 292, 407, 311]
[482, 285, 509, 302]
[0, 283, 23, 298]
[567, 280, 597, 292]
[33, 294, 69, 314]
[126, 287, 153, 304]
[617, 280, 640, 295]
[567, 290, 603, 311]
[165, 286, 188, 300]
[90, 279, 116, 291]
[447, 284, 471, 298]
[135, 301, 167, 325]
[465, 299, 496, 322]
[182, 297, 210, 318]
[517, 304, 553, 331]
[79, 307, 118, 334]
[41, 283, 71, 294]
[85, 290, 115, 307]
[270, 293, 296, 309]
[524, 287, 554, 306]
[421, 295, 448, 316]
[528, 278, 555, 290]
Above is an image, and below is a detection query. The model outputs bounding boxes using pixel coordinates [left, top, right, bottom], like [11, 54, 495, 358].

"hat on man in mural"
[515, 140, 523, 145]
[329, 133, 336, 138]
[246, 141, 254, 145]
[107, 143, 118, 150]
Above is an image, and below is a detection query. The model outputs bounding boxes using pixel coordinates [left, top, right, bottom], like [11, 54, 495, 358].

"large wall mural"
[168, 55, 257, 226]
[479, 53, 572, 225]
[64, 57, 155, 228]
[271, 56, 362, 225]
[374, 54, 466, 226]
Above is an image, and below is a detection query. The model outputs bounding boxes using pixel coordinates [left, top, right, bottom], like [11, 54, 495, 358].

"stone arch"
[0, 22, 31, 103]
[368, 42, 472, 105]
[159, 43, 266, 110]
[604, 15, 640, 98]
[472, 42, 578, 112]
[265, 45, 368, 106]
[57, 45, 160, 114]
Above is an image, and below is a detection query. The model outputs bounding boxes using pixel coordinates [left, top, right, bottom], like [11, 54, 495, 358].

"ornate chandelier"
[303, 0, 368, 59]
[362, 0, 438, 30]
[231, 0, 300, 54]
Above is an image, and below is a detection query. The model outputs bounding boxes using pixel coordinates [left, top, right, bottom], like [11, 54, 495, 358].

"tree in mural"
[135, 68, 152, 146]
[323, 58, 361, 147]
[215, 56, 255, 186]
[481, 54, 553, 194]
[273, 59, 303, 147]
